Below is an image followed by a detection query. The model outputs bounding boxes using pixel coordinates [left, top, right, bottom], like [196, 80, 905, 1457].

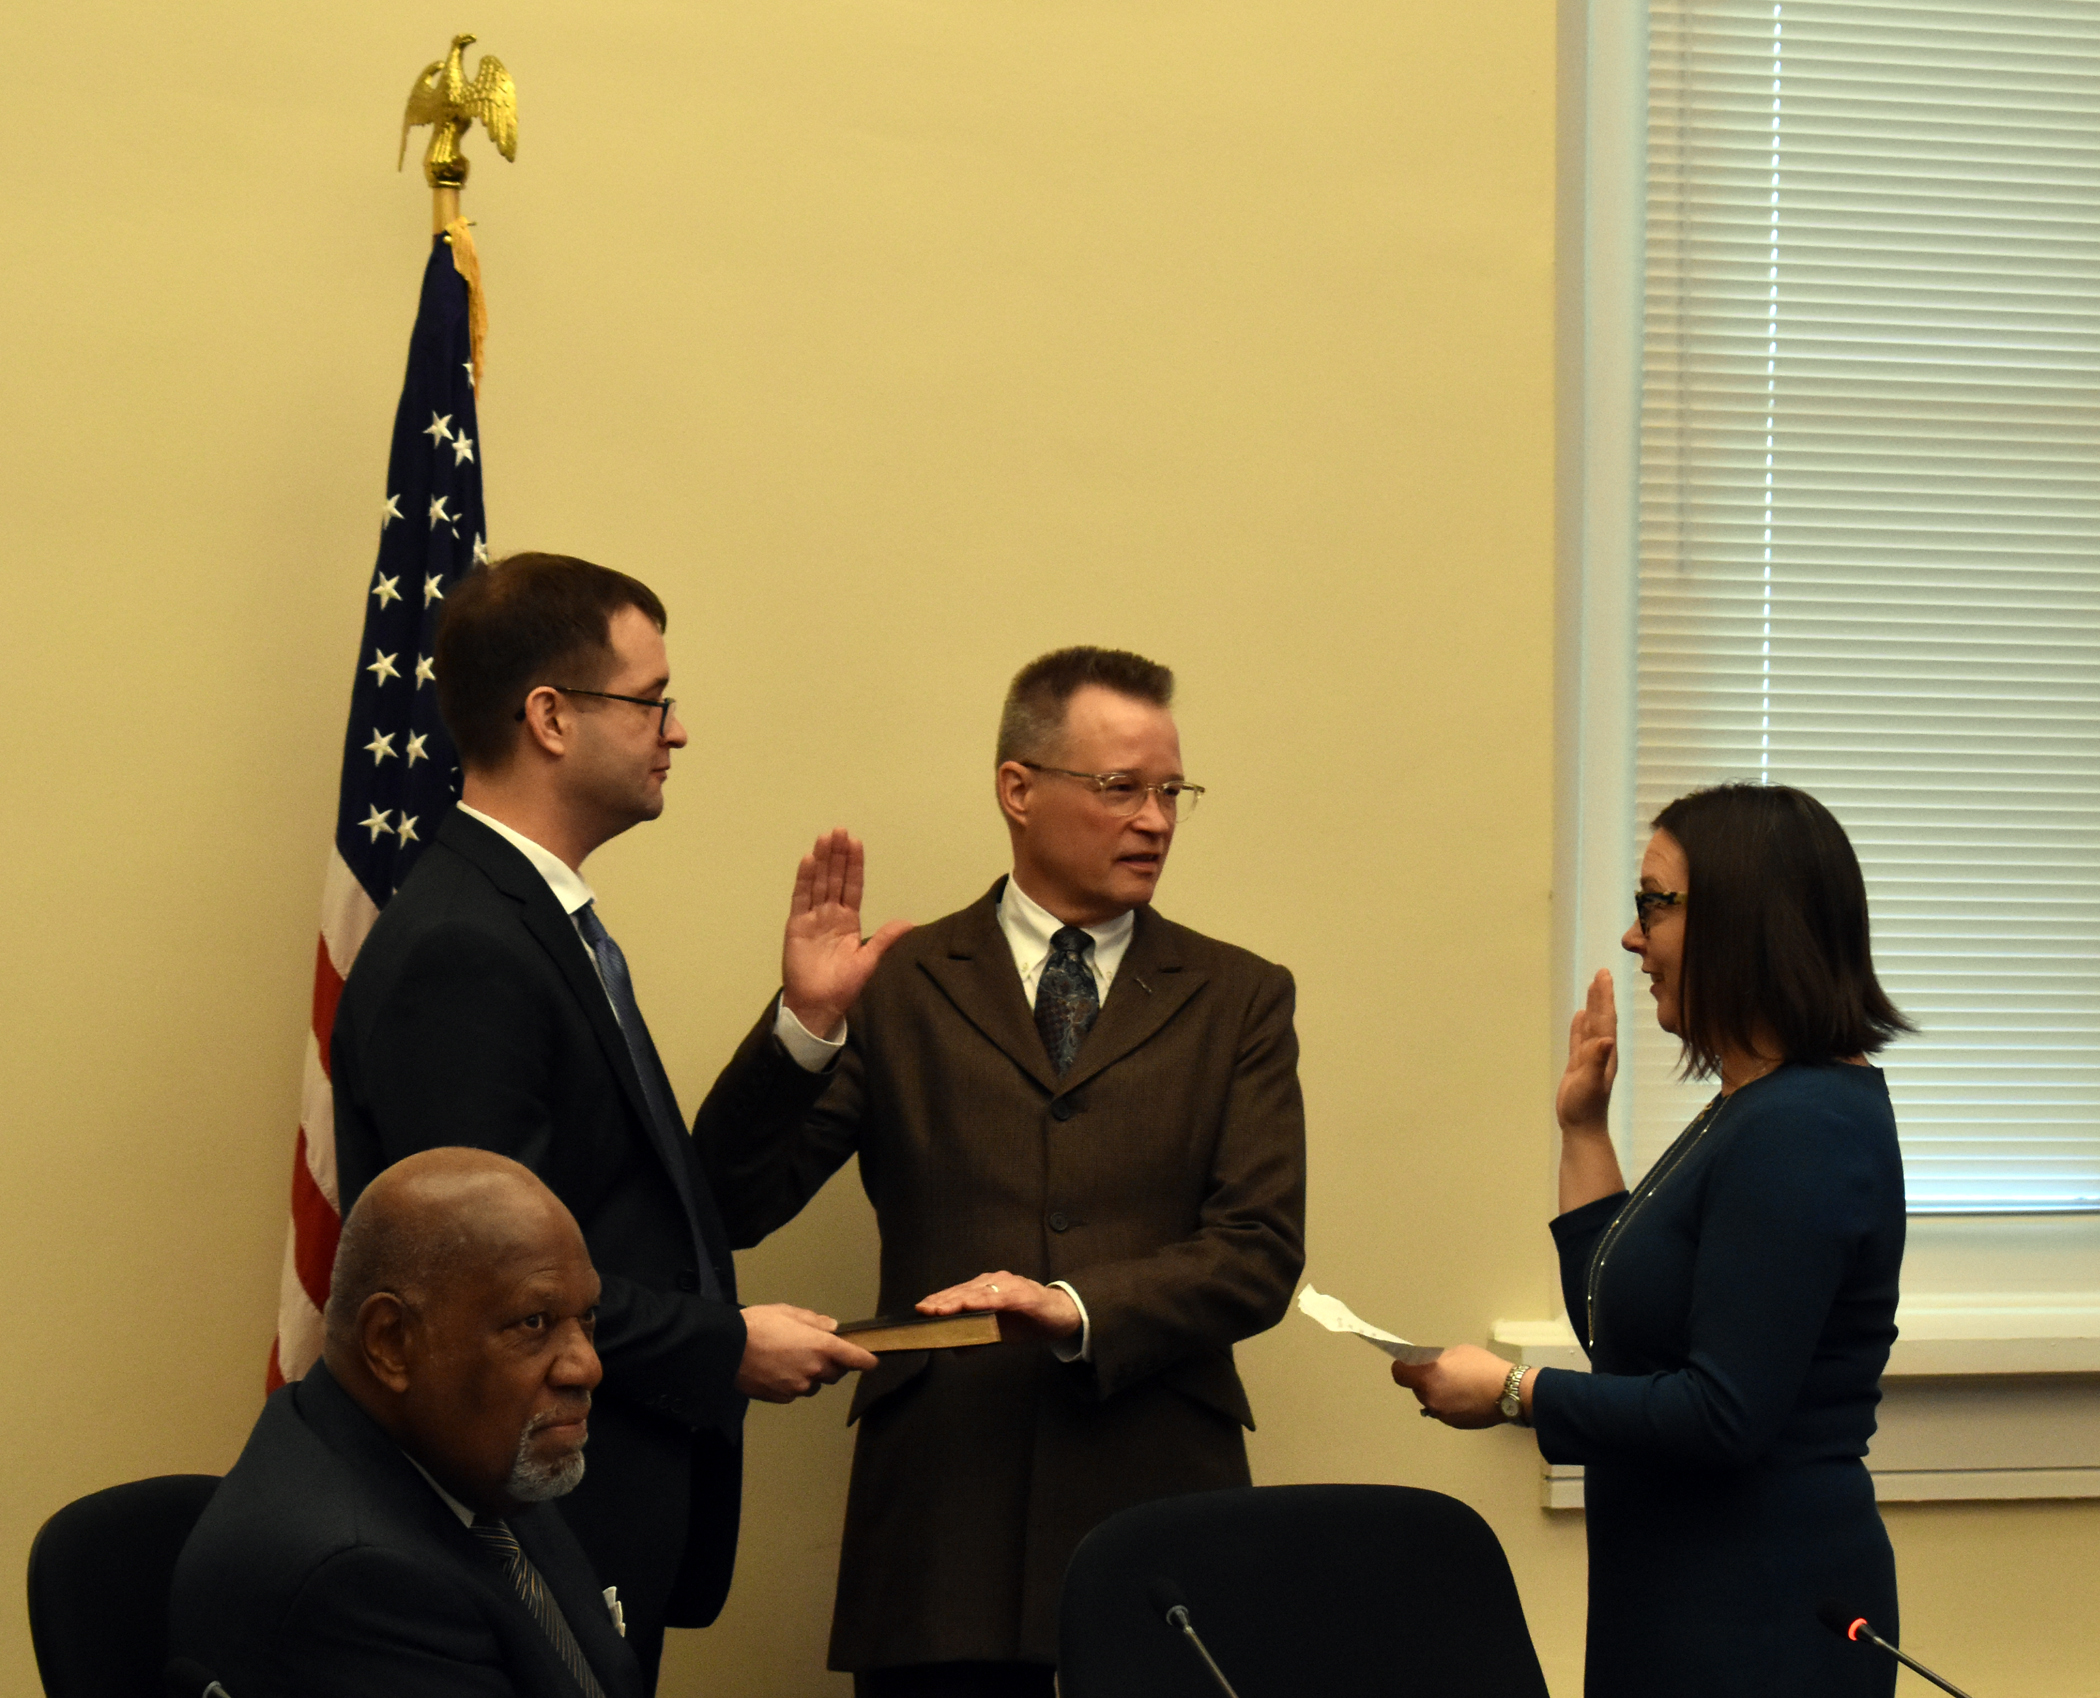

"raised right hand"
[1555, 968, 1618, 1134]
[780, 830, 914, 1042]
[734, 1302, 880, 1403]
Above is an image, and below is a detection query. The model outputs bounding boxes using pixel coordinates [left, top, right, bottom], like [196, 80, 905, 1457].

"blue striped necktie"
[471, 1517, 609, 1698]
[572, 901, 679, 1138]
[572, 900, 719, 1301]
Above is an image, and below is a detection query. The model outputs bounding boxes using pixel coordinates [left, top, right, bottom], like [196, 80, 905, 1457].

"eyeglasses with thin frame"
[1633, 889, 1686, 935]
[514, 685, 678, 736]
[1018, 761, 1205, 822]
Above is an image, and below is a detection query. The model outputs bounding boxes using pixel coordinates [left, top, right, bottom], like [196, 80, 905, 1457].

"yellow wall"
[2, 3, 2093, 1694]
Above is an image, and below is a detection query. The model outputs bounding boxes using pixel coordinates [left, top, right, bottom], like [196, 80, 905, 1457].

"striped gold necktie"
[471, 1517, 609, 1698]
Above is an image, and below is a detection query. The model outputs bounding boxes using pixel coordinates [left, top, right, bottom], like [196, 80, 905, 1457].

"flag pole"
[267, 37, 515, 1392]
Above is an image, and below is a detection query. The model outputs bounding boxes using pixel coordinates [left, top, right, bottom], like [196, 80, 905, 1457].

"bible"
[838, 1311, 1003, 1353]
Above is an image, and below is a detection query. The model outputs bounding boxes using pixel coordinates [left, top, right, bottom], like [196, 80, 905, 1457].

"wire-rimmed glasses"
[1018, 761, 1204, 822]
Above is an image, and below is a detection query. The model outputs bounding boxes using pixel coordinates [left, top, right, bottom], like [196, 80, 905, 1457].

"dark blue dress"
[1532, 1064, 1904, 1698]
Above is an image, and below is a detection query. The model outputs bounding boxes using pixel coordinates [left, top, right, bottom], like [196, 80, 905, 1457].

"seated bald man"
[170, 1149, 641, 1698]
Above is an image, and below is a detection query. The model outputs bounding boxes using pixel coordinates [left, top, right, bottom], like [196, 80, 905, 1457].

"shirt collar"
[998, 873, 1136, 974]
[456, 802, 596, 918]
[402, 1451, 478, 1529]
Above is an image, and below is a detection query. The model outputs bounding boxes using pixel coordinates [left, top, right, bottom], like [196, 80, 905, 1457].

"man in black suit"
[172, 1148, 641, 1698]
[331, 553, 898, 1685]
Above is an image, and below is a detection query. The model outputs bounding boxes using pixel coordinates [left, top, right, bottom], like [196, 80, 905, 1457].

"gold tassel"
[443, 216, 488, 394]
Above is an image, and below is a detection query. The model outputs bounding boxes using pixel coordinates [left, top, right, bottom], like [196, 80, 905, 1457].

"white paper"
[1296, 1284, 1444, 1366]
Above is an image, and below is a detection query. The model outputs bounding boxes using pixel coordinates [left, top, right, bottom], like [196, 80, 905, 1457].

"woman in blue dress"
[1394, 784, 1911, 1696]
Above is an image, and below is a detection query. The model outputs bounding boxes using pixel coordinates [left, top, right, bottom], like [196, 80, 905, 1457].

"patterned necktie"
[572, 901, 719, 1301]
[471, 1518, 610, 1698]
[1035, 925, 1102, 1077]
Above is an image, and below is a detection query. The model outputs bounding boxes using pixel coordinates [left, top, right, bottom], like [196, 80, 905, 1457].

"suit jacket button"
[1049, 1098, 1075, 1122]
[1048, 1211, 1070, 1232]
[676, 1269, 701, 1292]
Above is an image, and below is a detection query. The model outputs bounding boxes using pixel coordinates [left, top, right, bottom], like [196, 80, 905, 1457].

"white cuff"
[1048, 1280, 1092, 1362]
[773, 995, 846, 1073]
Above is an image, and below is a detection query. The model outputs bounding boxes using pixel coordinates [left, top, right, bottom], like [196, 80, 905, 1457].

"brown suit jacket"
[699, 880, 1307, 1669]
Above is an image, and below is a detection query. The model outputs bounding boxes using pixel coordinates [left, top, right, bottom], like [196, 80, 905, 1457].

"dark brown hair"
[1654, 783, 1913, 1078]
[434, 552, 667, 771]
[996, 646, 1174, 763]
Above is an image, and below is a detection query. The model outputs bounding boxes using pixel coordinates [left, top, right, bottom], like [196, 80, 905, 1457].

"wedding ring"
[988, 1284, 1001, 1293]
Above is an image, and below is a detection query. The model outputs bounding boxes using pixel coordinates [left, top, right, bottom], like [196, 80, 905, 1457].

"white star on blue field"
[336, 234, 489, 907]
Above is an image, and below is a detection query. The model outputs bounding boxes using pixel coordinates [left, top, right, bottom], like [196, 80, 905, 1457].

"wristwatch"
[1498, 1363, 1530, 1426]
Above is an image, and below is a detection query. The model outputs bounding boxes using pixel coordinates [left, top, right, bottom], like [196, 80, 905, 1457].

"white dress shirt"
[994, 873, 1135, 1003]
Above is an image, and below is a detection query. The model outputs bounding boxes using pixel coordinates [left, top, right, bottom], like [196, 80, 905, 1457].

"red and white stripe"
[267, 847, 380, 1389]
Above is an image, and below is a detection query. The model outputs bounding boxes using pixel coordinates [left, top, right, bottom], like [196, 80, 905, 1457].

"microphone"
[163, 1658, 233, 1698]
[1816, 1601, 1978, 1698]
[1145, 1577, 1243, 1698]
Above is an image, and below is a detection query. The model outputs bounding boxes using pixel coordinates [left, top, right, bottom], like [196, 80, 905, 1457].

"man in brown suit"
[698, 647, 1307, 1698]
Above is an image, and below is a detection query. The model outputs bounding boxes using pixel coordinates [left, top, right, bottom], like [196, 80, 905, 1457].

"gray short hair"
[995, 646, 1174, 764]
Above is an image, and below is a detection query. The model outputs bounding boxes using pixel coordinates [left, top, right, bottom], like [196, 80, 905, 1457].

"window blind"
[1633, 0, 2100, 1210]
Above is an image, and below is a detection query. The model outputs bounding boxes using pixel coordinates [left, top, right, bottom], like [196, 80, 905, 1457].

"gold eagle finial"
[399, 33, 517, 189]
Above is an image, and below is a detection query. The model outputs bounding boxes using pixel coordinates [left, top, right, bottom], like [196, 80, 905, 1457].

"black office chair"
[26, 1474, 219, 1698]
[1058, 1483, 1550, 1698]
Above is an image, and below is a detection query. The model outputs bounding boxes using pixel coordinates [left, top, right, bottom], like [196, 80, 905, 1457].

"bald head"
[324, 1148, 570, 1354]
[321, 1148, 602, 1517]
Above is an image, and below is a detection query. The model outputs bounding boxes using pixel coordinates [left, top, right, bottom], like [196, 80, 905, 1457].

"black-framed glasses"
[515, 685, 678, 736]
[1634, 889, 1687, 935]
[1018, 761, 1205, 822]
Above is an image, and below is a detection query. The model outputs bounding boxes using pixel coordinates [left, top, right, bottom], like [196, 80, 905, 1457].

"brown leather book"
[837, 1311, 1003, 1353]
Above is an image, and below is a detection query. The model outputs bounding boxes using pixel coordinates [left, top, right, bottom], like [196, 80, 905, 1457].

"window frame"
[1539, 0, 2100, 1508]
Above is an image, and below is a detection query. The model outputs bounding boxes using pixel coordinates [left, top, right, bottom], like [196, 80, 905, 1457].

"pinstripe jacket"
[699, 879, 1307, 1670]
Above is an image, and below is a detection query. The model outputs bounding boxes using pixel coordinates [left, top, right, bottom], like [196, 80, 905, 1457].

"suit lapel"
[526, 911, 707, 1247]
[1056, 905, 1206, 1095]
[919, 884, 1207, 1098]
[919, 883, 1059, 1095]
[438, 813, 710, 1264]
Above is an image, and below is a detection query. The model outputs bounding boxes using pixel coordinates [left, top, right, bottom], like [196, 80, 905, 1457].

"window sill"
[1491, 1311, 2100, 1510]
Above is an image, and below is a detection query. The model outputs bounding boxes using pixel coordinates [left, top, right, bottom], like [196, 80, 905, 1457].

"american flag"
[269, 232, 488, 1387]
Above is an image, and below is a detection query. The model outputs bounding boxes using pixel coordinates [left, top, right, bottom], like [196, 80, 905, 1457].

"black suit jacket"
[331, 808, 833, 1630]
[170, 1362, 643, 1698]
